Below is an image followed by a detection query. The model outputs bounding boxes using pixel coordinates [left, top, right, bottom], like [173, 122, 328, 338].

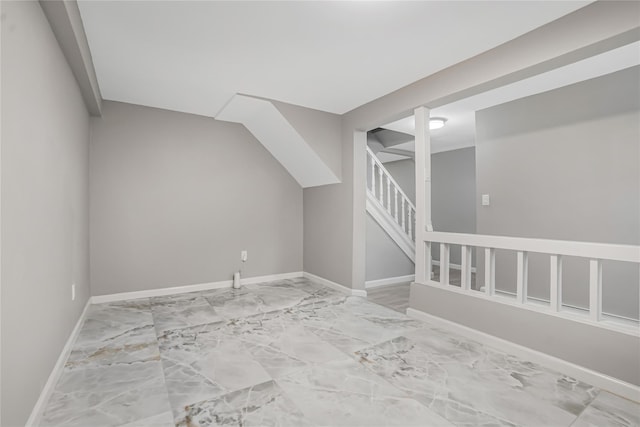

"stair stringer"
[366, 191, 416, 263]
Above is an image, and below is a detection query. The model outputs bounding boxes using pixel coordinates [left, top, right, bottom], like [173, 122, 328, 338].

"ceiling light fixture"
[429, 117, 447, 130]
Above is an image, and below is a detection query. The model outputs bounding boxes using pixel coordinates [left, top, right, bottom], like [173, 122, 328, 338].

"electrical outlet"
[71, 284, 76, 301]
[241, 250, 248, 262]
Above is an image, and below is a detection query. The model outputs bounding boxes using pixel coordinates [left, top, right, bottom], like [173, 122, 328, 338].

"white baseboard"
[366, 274, 415, 289]
[26, 298, 92, 427]
[351, 288, 368, 297]
[243, 271, 303, 285]
[91, 272, 304, 304]
[406, 307, 640, 403]
[303, 272, 367, 297]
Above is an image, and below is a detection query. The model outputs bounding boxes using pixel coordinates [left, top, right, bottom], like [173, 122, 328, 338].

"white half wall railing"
[420, 231, 640, 334]
[366, 146, 416, 244]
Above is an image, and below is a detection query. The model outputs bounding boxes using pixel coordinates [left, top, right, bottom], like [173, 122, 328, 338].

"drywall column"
[414, 107, 431, 284]
[352, 130, 368, 293]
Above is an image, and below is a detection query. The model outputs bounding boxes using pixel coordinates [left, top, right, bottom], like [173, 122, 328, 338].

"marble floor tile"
[305, 323, 373, 354]
[226, 309, 350, 376]
[75, 299, 154, 347]
[356, 335, 598, 426]
[367, 282, 411, 313]
[40, 276, 634, 427]
[66, 328, 160, 370]
[151, 301, 222, 336]
[203, 279, 343, 319]
[571, 391, 640, 427]
[336, 296, 424, 330]
[290, 279, 348, 303]
[205, 288, 270, 319]
[224, 305, 301, 344]
[118, 411, 175, 427]
[295, 297, 424, 352]
[240, 339, 309, 378]
[178, 380, 311, 427]
[246, 282, 320, 312]
[157, 321, 273, 420]
[41, 361, 171, 427]
[278, 358, 454, 426]
[67, 300, 159, 369]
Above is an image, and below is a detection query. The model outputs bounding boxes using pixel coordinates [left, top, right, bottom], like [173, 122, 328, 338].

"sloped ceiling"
[217, 95, 340, 188]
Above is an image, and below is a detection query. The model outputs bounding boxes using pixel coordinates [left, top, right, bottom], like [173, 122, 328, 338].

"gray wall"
[384, 159, 416, 205]
[303, 125, 358, 288]
[431, 147, 477, 266]
[90, 101, 303, 296]
[365, 213, 414, 281]
[410, 283, 640, 386]
[1, 2, 90, 425]
[475, 67, 640, 320]
[432, 148, 476, 237]
[272, 100, 342, 181]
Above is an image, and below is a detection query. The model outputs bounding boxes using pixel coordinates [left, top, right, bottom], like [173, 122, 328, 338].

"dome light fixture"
[429, 117, 447, 130]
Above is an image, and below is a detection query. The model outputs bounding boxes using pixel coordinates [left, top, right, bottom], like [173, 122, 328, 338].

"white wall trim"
[366, 274, 415, 289]
[303, 272, 367, 297]
[351, 288, 368, 297]
[424, 231, 639, 263]
[25, 298, 92, 427]
[91, 272, 304, 304]
[406, 307, 640, 403]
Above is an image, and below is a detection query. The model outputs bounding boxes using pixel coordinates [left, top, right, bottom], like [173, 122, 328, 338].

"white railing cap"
[425, 231, 640, 263]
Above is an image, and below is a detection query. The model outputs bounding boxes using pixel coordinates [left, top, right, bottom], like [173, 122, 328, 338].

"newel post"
[414, 106, 431, 283]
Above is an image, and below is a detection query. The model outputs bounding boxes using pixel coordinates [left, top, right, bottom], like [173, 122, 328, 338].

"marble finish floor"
[41, 277, 639, 427]
[366, 282, 411, 313]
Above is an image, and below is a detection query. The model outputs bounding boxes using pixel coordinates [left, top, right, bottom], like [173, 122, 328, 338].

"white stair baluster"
[386, 178, 391, 213]
[365, 146, 417, 252]
[401, 198, 406, 232]
[370, 155, 375, 195]
[394, 188, 399, 221]
[378, 167, 383, 204]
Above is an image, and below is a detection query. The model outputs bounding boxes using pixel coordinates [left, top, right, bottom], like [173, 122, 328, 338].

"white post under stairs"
[414, 106, 431, 284]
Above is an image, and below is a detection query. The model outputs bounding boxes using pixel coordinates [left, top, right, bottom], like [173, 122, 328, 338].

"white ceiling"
[77, 1, 590, 118]
[381, 40, 640, 158]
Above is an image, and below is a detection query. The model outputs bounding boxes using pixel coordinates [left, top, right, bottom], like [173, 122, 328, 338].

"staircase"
[366, 146, 416, 261]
